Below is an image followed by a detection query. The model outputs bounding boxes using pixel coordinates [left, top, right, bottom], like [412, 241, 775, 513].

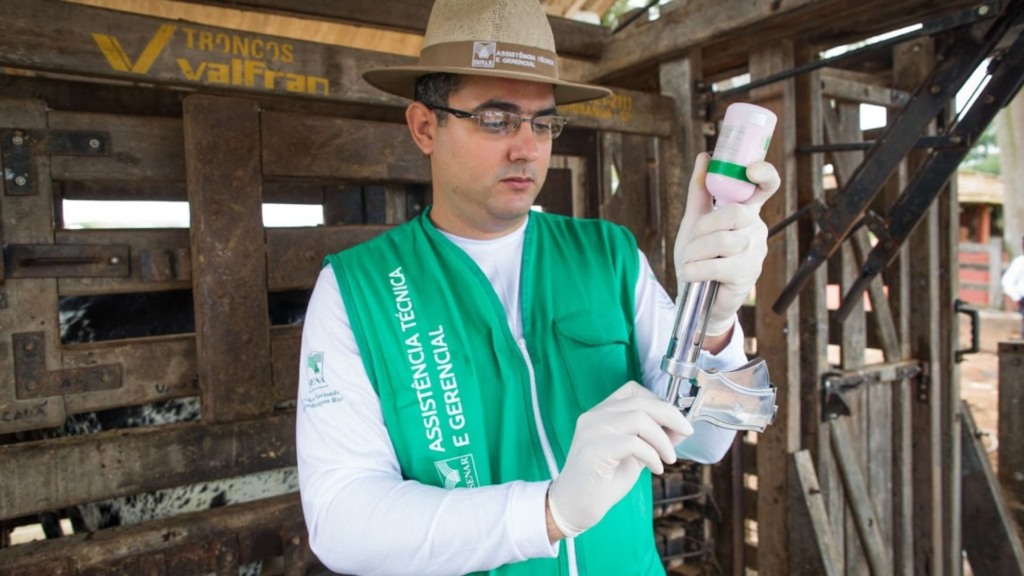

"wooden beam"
[999, 341, 1024, 511]
[961, 400, 1024, 575]
[789, 450, 842, 576]
[184, 95, 273, 422]
[0, 2, 673, 137]
[0, 413, 296, 520]
[831, 418, 893, 575]
[0, 494, 310, 574]
[0, 99, 67, 436]
[172, 0, 610, 60]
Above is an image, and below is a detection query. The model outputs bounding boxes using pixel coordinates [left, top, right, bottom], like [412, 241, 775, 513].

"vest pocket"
[554, 310, 633, 411]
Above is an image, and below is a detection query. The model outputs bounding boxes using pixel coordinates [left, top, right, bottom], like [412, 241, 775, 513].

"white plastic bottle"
[705, 103, 778, 205]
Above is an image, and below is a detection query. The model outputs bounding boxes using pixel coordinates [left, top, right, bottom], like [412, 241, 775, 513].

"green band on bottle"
[707, 159, 752, 183]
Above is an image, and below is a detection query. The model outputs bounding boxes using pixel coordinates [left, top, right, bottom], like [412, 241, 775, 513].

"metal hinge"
[2, 129, 109, 195]
[13, 332, 122, 399]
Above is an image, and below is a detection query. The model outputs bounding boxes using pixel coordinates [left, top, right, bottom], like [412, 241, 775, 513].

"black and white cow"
[9, 288, 311, 574]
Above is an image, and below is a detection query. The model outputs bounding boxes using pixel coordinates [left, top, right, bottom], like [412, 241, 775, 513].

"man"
[295, 0, 780, 574]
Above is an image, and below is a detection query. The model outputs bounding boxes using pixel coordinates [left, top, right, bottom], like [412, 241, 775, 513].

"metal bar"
[834, 21, 1024, 319]
[714, 2, 1001, 100]
[773, 3, 1022, 315]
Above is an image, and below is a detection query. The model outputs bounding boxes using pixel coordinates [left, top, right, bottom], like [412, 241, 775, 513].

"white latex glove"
[547, 381, 694, 538]
[674, 153, 781, 336]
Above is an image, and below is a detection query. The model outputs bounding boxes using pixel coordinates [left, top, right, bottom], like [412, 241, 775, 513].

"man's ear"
[406, 102, 437, 155]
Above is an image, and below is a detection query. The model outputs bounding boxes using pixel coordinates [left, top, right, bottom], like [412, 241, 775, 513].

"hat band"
[419, 41, 559, 80]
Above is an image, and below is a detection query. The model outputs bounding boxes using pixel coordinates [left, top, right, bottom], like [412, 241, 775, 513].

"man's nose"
[509, 121, 542, 162]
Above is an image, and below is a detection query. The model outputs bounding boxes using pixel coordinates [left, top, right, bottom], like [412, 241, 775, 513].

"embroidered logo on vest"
[434, 454, 478, 489]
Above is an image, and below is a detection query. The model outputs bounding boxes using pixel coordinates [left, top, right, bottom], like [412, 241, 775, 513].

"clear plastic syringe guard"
[672, 358, 777, 433]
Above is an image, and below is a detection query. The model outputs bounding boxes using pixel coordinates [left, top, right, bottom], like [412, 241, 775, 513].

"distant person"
[1001, 236, 1024, 337]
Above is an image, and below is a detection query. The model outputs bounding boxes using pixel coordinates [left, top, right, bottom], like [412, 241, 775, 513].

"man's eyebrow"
[473, 99, 558, 116]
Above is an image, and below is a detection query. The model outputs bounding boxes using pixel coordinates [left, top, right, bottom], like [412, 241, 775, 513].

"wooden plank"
[656, 53, 703, 294]
[895, 37, 945, 576]
[56, 228, 191, 295]
[61, 335, 200, 414]
[62, 179, 330, 204]
[961, 400, 1024, 575]
[48, 111, 184, 182]
[790, 450, 842, 576]
[0, 2, 673, 138]
[560, 88, 675, 137]
[821, 75, 910, 109]
[0, 494, 307, 574]
[0, 98, 67, 435]
[999, 341, 1024, 508]
[0, 0, 408, 107]
[184, 95, 273, 422]
[260, 111, 428, 182]
[62, 328, 301, 416]
[831, 418, 893, 575]
[879, 42, 915, 572]
[56, 226, 389, 296]
[792, 46, 838, 574]
[265, 225, 390, 291]
[749, 41, 800, 576]
[173, 0, 610, 61]
[0, 413, 295, 520]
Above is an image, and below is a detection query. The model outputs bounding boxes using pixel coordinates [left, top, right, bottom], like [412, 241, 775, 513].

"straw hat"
[362, 0, 612, 105]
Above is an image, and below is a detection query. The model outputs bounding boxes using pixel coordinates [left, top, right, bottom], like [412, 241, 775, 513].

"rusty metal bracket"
[4, 244, 130, 278]
[2, 129, 109, 196]
[822, 360, 924, 420]
[773, 2, 1022, 316]
[13, 332, 122, 399]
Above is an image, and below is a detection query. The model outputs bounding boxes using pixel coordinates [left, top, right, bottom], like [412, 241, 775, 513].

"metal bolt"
[304, 250, 316, 261]
[11, 135, 23, 146]
[88, 138, 101, 149]
[25, 380, 39, 391]
[14, 175, 27, 187]
[290, 535, 301, 546]
[978, 5, 990, 16]
[109, 256, 121, 265]
[929, 84, 942, 95]
[101, 371, 112, 383]
[23, 340, 35, 352]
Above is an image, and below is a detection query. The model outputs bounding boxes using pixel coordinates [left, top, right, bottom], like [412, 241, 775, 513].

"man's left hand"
[673, 153, 781, 338]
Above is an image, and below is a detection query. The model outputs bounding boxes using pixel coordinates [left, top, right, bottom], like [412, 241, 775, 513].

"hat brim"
[363, 65, 612, 105]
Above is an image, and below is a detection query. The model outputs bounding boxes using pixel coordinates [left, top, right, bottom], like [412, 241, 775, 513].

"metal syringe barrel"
[660, 279, 719, 407]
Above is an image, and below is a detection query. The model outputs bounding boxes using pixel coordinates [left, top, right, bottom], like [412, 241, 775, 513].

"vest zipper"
[516, 338, 579, 576]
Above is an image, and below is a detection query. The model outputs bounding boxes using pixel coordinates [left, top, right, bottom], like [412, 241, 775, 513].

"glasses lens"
[533, 116, 566, 139]
[477, 111, 517, 135]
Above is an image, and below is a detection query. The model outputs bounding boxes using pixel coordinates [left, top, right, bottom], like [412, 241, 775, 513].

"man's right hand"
[546, 382, 694, 540]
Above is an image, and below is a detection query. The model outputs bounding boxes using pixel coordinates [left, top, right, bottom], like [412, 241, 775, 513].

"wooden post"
[750, 40, 801, 576]
[0, 98, 66, 436]
[184, 95, 274, 422]
[657, 52, 703, 296]
[793, 42, 834, 573]
[999, 341, 1024, 516]
[894, 37, 945, 575]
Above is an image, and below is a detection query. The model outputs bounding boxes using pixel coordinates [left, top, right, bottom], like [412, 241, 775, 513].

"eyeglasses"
[425, 104, 568, 139]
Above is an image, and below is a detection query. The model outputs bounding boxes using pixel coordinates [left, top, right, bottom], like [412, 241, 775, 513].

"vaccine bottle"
[705, 103, 777, 205]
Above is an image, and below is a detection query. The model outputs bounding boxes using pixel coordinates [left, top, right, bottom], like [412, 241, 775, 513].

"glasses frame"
[424, 103, 568, 139]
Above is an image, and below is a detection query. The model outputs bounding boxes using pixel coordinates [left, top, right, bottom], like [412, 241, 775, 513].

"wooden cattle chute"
[1, 0, 1023, 574]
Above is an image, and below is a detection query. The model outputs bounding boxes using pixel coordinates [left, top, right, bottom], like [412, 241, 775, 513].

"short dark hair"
[414, 73, 463, 123]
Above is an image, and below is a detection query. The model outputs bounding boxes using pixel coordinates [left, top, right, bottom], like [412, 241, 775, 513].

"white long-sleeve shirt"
[296, 221, 745, 575]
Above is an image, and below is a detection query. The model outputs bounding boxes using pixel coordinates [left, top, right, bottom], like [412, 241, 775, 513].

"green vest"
[327, 209, 665, 576]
